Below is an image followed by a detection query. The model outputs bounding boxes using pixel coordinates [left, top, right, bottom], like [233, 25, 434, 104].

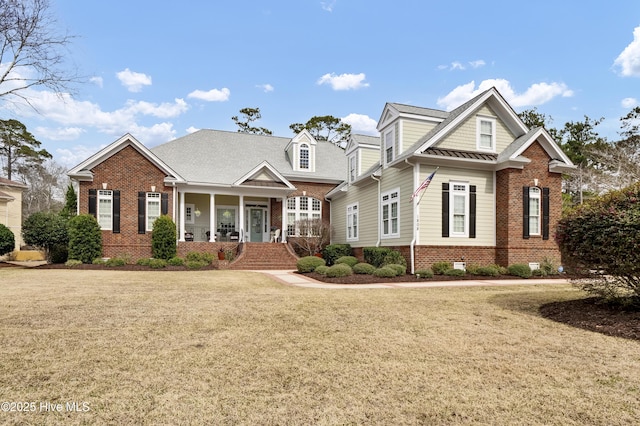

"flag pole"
[416, 166, 438, 206]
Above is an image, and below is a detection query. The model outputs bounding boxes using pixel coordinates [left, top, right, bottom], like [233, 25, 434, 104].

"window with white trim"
[451, 183, 469, 236]
[384, 129, 394, 164]
[146, 192, 161, 231]
[286, 196, 322, 236]
[347, 203, 358, 241]
[477, 117, 496, 151]
[349, 154, 357, 183]
[185, 203, 195, 224]
[529, 187, 541, 235]
[299, 143, 309, 169]
[381, 189, 399, 237]
[97, 190, 113, 230]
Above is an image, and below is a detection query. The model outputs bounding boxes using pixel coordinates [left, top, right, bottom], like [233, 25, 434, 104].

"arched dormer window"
[299, 143, 309, 170]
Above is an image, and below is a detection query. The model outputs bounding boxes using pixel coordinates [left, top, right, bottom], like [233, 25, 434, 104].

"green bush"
[151, 215, 177, 260]
[137, 258, 152, 266]
[22, 212, 69, 262]
[224, 249, 236, 262]
[382, 250, 407, 268]
[105, 257, 127, 267]
[49, 244, 68, 264]
[373, 266, 398, 278]
[67, 214, 102, 264]
[185, 251, 214, 264]
[186, 260, 208, 270]
[508, 263, 532, 278]
[432, 261, 452, 275]
[167, 256, 185, 266]
[323, 244, 352, 266]
[474, 265, 502, 277]
[415, 268, 434, 278]
[0, 224, 15, 256]
[297, 256, 326, 273]
[353, 262, 376, 275]
[335, 256, 359, 267]
[363, 247, 392, 267]
[64, 259, 83, 267]
[149, 258, 167, 269]
[386, 263, 406, 276]
[315, 265, 330, 275]
[444, 268, 466, 277]
[92, 257, 106, 265]
[326, 263, 353, 278]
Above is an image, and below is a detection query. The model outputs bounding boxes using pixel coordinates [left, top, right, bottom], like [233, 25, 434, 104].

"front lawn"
[1, 269, 638, 425]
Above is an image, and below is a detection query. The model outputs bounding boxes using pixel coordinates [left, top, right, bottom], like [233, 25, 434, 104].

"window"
[451, 183, 469, 236]
[529, 187, 541, 235]
[347, 203, 358, 240]
[381, 189, 399, 237]
[299, 143, 309, 169]
[286, 196, 322, 236]
[349, 155, 357, 182]
[185, 203, 195, 224]
[146, 193, 161, 231]
[97, 190, 112, 230]
[477, 117, 496, 151]
[384, 129, 394, 164]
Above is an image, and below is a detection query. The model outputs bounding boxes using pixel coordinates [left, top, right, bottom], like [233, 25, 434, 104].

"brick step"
[229, 242, 299, 270]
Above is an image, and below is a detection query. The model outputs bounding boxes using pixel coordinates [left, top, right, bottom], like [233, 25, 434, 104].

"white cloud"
[122, 98, 189, 118]
[341, 113, 378, 135]
[321, 0, 336, 12]
[317, 73, 369, 90]
[186, 126, 199, 134]
[116, 68, 152, 92]
[187, 87, 231, 102]
[90, 76, 103, 88]
[469, 60, 486, 69]
[614, 26, 640, 77]
[257, 83, 274, 93]
[622, 97, 638, 108]
[56, 145, 104, 168]
[451, 61, 465, 70]
[34, 126, 85, 141]
[437, 79, 574, 110]
[439, 60, 486, 71]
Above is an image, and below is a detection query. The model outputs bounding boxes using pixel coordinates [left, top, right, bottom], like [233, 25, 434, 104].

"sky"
[2, 0, 640, 170]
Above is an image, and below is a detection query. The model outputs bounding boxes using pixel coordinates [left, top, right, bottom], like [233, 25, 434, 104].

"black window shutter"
[112, 190, 120, 234]
[469, 185, 477, 239]
[542, 187, 550, 240]
[523, 186, 530, 239]
[138, 192, 146, 234]
[442, 183, 449, 237]
[161, 193, 168, 215]
[88, 189, 97, 218]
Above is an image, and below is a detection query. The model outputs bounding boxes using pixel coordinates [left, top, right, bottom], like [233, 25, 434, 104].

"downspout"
[371, 173, 381, 247]
[406, 158, 417, 275]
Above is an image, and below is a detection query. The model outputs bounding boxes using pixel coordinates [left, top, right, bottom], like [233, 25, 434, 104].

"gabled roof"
[377, 103, 449, 131]
[345, 133, 381, 154]
[497, 127, 575, 172]
[233, 161, 296, 190]
[0, 177, 27, 189]
[67, 133, 184, 182]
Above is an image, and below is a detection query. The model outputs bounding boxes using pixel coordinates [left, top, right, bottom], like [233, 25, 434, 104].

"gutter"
[406, 158, 417, 275]
[370, 171, 381, 247]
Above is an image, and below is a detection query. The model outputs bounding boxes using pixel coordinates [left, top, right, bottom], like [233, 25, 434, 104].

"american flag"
[410, 169, 437, 201]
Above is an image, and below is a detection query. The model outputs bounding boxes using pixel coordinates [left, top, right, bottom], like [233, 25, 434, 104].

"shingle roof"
[150, 129, 346, 184]
[388, 103, 450, 120]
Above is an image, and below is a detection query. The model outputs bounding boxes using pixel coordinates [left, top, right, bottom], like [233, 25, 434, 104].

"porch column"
[238, 195, 245, 241]
[179, 191, 186, 242]
[281, 196, 287, 243]
[209, 193, 216, 242]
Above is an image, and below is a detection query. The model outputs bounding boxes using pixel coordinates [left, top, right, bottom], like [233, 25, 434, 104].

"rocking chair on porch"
[270, 229, 281, 243]
[229, 231, 240, 243]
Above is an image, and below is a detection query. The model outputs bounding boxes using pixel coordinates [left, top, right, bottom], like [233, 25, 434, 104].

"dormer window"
[477, 116, 496, 151]
[299, 143, 309, 169]
[384, 129, 395, 165]
[349, 154, 357, 182]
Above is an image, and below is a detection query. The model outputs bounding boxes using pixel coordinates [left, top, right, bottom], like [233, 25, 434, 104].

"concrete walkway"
[258, 270, 572, 289]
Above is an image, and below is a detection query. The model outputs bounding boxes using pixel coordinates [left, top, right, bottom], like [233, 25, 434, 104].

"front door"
[249, 208, 267, 242]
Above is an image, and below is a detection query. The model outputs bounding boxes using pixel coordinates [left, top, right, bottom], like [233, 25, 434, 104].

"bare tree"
[288, 218, 331, 257]
[0, 0, 78, 108]
[20, 159, 66, 216]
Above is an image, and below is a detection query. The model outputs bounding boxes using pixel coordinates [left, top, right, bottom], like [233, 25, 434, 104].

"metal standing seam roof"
[150, 129, 347, 184]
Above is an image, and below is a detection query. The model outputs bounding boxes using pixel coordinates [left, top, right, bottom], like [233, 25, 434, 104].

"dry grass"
[0, 269, 639, 425]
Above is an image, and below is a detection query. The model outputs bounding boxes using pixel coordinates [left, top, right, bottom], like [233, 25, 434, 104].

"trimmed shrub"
[0, 224, 15, 256]
[363, 247, 392, 267]
[386, 263, 406, 276]
[444, 268, 466, 277]
[353, 262, 376, 275]
[22, 212, 69, 262]
[326, 263, 353, 278]
[323, 244, 352, 266]
[297, 256, 326, 273]
[315, 265, 330, 275]
[186, 260, 208, 270]
[137, 258, 152, 266]
[335, 256, 359, 267]
[415, 268, 434, 278]
[373, 266, 398, 278]
[508, 263, 532, 278]
[49, 244, 68, 264]
[185, 251, 214, 264]
[64, 259, 83, 267]
[152, 215, 177, 260]
[67, 214, 101, 264]
[432, 261, 452, 275]
[474, 265, 502, 277]
[381, 250, 407, 268]
[149, 258, 167, 269]
[105, 257, 127, 267]
[167, 256, 185, 266]
[92, 258, 106, 265]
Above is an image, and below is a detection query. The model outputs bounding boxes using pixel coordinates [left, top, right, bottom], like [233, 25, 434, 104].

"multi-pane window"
[451, 183, 468, 236]
[146, 192, 161, 231]
[97, 190, 112, 230]
[299, 144, 309, 169]
[286, 196, 322, 236]
[529, 187, 541, 235]
[384, 130, 394, 164]
[477, 117, 495, 150]
[349, 155, 357, 182]
[347, 203, 358, 240]
[381, 189, 399, 237]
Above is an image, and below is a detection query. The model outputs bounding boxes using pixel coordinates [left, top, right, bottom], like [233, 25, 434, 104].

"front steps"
[229, 242, 299, 270]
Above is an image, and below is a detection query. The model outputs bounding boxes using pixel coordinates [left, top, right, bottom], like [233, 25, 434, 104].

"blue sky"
[2, 0, 640, 169]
